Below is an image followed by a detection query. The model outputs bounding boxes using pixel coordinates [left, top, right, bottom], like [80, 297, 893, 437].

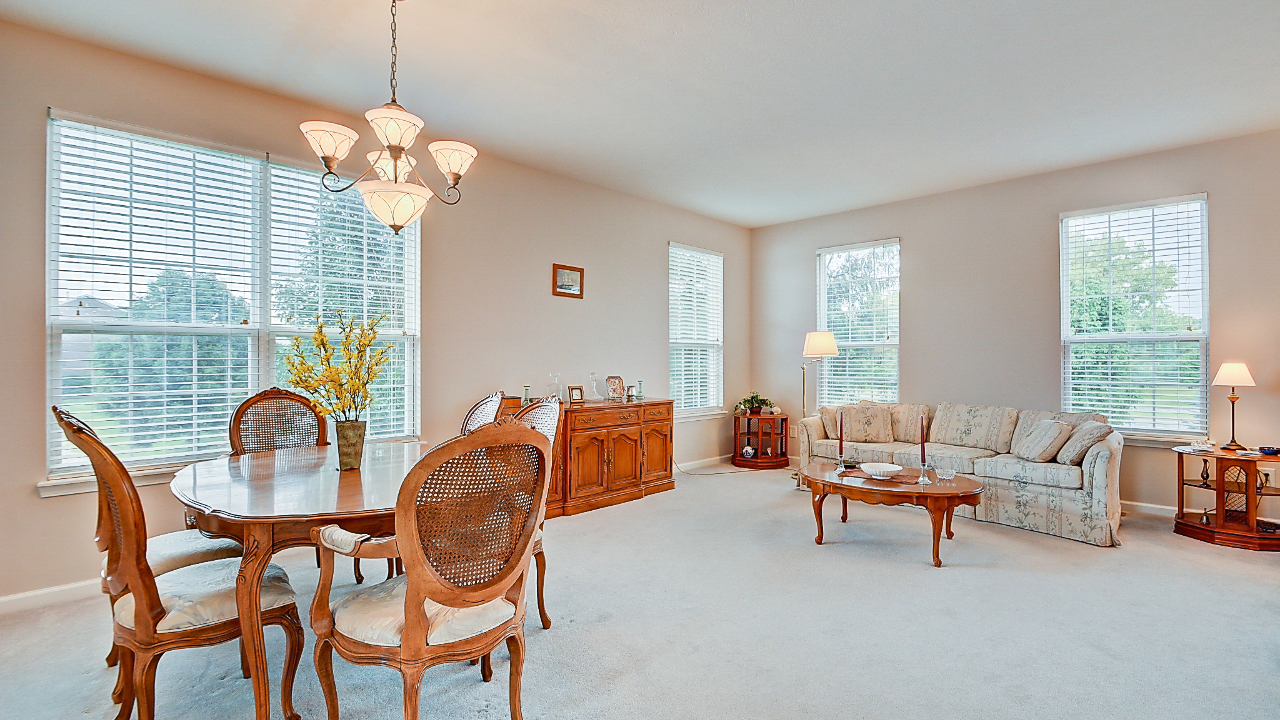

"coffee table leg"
[841, 496, 848, 523]
[945, 506, 955, 539]
[813, 491, 827, 545]
[928, 506, 945, 567]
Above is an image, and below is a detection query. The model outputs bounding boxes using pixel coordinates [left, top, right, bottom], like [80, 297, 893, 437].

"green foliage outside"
[820, 244, 900, 405]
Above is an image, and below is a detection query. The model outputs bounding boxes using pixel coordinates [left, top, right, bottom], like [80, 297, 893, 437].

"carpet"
[2, 465, 1278, 719]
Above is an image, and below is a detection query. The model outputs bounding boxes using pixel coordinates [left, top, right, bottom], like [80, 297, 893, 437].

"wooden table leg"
[236, 523, 275, 720]
[927, 505, 945, 567]
[945, 506, 955, 539]
[841, 496, 848, 523]
[812, 490, 828, 545]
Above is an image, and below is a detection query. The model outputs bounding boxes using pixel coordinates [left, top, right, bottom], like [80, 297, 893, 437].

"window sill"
[1119, 433, 1209, 449]
[674, 409, 728, 423]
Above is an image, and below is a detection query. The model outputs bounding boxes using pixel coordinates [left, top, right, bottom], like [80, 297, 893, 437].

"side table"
[1173, 446, 1280, 551]
[732, 413, 789, 469]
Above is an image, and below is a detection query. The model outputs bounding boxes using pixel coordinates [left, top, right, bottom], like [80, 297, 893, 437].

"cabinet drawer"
[572, 408, 641, 429]
[641, 405, 671, 422]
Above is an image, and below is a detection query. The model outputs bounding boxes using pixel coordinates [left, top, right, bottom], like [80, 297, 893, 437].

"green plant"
[734, 391, 775, 414]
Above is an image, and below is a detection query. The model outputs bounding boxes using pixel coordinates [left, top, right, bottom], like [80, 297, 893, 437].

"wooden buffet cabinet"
[545, 398, 675, 518]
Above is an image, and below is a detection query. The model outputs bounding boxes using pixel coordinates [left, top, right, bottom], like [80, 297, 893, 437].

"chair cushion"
[858, 401, 933, 443]
[892, 443, 997, 474]
[972, 454, 1084, 490]
[103, 529, 242, 578]
[1012, 420, 1073, 463]
[113, 557, 295, 633]
[1056, 421, 1114, 466]
[929, 403, 1019, 453]
[811, 440, 914, 464]
[1011, 410, 1108, 450]
[331, 575, 517, 647]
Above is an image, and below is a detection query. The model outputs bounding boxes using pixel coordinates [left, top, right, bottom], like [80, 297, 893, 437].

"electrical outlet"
[789, 426, 797, 438]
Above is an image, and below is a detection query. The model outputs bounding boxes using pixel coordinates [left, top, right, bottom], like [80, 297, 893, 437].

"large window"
[817, 240, 900, 406]
[1060, 195, 1208, 437]
[668, 243, 723, 412]
[47, 118, 419, 474]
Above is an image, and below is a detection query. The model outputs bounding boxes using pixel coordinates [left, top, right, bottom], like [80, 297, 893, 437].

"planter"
[335, 420, 367, 471]
[749, 407, 763, 415]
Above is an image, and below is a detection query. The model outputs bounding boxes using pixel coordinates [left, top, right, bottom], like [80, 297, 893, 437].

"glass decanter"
[587, 372, 603, 401]
[547, 372, 562, 401]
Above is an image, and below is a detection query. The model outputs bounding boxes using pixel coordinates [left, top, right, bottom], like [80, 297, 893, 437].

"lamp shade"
[1212, 362, 1255, 387]
[427, 140, 478, 177]
[299, 121, 359, 162]
[355, 180, 433, 233]
[365, 104, 426, 149]
[366, 150, 417, 182]
[803, 331, 839, 358]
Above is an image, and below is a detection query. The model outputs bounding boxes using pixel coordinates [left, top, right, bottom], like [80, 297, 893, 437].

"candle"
[838, 410, 844, 461]
[919, 415, 926, 467]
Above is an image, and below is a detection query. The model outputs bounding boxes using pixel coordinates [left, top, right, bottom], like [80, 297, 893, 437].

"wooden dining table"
[171, 441, 432, 720]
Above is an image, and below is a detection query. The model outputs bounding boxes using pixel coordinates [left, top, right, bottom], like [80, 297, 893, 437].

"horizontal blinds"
[1062, 199, 1208, 435]
[818, 242, 900, 406]
[818, 346, 899, 406]
[669, 246, 724, 410]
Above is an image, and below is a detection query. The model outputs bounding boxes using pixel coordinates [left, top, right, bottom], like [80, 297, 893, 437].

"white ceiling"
[3, 0, 1279, 227]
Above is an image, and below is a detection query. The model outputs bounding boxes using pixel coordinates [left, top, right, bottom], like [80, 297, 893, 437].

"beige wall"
[0, 21, 748, 596]
[752, 126, 1280, 515]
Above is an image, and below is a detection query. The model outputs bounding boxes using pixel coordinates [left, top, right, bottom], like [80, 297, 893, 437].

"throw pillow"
[838, 405, 895, 443]
[1011, 410, 1108, 450]
[1012, 420, 1073, 463]
[1056, 420, 1114, 466]
[819, 405, 842, 440]
[928, 402, 1020, 453]
[859, 401, 933, 443]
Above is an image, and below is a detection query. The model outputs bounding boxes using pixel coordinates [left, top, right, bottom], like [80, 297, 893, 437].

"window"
[817, 240, 900, 406]
[47, 118, 419, 474]
[668, 243, 723, 412]
[1060, 195, 1208, 437]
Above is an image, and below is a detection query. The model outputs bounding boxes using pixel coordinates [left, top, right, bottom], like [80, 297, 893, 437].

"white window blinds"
[817, 241, 900, 406]
[47, 118, 419, 474]
[1061, 196, 1208, 437]
[669, 244, 724, 412]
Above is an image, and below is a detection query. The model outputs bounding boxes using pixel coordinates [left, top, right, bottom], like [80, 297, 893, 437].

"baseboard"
[0, 578, 99, 615]
[1121, 500, 1280, 524]
[676, 454, 733, 471]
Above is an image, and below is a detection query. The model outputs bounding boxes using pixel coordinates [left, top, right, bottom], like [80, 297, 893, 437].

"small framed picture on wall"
[552, 264, 584, 299]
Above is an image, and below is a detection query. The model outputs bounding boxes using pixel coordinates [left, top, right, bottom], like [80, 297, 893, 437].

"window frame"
[815, 238, 901, 407]
[1059, 193, 1210, 440]
[668, 241, 724, 415]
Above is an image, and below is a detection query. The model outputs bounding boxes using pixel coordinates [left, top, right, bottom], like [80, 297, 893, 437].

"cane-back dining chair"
[513, 396, 562, 630]
[309, 419, 552, 720]
[54, 407, 303, 720]
[459, 391, 504, 434]
[229, 388, 389, 585]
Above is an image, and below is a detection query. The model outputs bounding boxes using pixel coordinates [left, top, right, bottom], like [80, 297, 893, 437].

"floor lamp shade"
[803, 331, 839, 358]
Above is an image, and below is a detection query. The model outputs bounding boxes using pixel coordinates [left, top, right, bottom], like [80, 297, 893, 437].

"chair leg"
[534, 549, 551, 629]
[106, 642, 119, 668]
[395, 557, 404, 576]
[506, 632, 526, 720]
[481, 652, 493, 682]
[315, 546, 322, 568]
[239, 637, 250, 678]
[387, 558, 396, 581]
[401, 664, 427, 720]
[278, 608, 304, 720]
[353, 558, 364, 585]
[111, 649, 128, 703]
[132, 651, 163, 720]
[314, 640, 340, 720]
[113, 647, 135, 720]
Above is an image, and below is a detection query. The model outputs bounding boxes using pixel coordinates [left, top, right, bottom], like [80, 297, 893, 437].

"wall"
[0, 20, 748, 597]
[752, 127, 1280, 514]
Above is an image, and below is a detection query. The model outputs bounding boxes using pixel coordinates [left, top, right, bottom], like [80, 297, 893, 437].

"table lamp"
[801, 331, 839, 420]
[1212, 362, 1255, 451]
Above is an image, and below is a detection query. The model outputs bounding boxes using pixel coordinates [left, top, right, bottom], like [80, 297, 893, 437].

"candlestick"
[919, 415, 926, 467]
[838, 410, 844, 462]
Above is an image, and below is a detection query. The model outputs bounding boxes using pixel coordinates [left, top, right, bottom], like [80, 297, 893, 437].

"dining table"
[171, 441, 433, 720]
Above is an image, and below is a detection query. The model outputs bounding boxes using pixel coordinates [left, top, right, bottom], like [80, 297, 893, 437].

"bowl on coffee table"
[860, 463, 903, 480]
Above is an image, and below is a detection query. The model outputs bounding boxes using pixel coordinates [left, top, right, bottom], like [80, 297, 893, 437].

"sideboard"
[546, 398, 675, 518]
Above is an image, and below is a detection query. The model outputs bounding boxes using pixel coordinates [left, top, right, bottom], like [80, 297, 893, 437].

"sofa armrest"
[1082, 432, 1124, 541]
[797, 416, 826, 467]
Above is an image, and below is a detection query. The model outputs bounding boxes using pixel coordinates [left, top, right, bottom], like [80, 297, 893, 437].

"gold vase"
[335, 420, 366, 471]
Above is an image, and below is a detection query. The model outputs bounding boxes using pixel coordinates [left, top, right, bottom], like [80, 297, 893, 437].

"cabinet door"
[607, 426, 643, 490]
[568, 430, 609, 499]
[641, 422, 672, 482]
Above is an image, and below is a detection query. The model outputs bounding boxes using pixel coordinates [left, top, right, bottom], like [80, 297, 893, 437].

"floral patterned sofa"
[796, 401, 1123, 547]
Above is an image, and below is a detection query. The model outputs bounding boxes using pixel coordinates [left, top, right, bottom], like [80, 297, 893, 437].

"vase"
[335, 420, 366, 471]
[749, 407, 762, 415]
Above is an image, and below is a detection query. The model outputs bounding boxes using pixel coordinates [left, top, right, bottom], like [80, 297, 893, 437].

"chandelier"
[298, 0, 476, 233]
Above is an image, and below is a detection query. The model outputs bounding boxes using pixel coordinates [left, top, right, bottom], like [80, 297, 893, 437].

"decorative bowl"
[861, 463, 903, 480]
[1259, 446, 1279, 456]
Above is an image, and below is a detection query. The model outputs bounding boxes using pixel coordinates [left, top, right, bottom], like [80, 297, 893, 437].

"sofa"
[796, 401, 1123, 547]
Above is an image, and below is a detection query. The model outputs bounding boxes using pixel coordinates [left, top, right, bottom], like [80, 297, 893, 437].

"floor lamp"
[795, 331, 839, 487]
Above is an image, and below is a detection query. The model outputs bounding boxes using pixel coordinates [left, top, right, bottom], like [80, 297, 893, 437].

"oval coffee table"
[800, 463, 984, 567]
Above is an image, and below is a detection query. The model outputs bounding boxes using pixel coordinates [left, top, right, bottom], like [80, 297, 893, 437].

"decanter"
[547, 373, 562, 401]
[587, 372, 603, 401]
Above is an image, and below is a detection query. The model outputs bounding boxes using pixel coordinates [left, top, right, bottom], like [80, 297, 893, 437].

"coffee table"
[800, 463, 984, 567]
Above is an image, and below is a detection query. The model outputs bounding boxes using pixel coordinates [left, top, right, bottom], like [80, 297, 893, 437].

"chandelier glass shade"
[298, 0, 475, 234]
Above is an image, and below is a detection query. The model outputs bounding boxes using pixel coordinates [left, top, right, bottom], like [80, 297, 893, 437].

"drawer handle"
[578, 417, 597, 424]
[620, 413, 636, 420]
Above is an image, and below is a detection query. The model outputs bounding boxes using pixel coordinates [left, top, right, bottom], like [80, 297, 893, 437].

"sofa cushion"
[812, 440, 912, 464]
[1011, 410, 1108, 450]
[858, 401, 933, 443]
[928, 403, 1019, 453]
[892, 443, 997, 474]
[819, 405, 895, 443]
[972, 454, 1084, 490]
[1012, 420, 1073, 463]
[1056, 421, 1114, 465]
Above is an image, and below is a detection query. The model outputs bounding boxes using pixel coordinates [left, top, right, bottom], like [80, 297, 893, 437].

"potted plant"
[284, 312, 390, 470]
[734, 391, 775, 415]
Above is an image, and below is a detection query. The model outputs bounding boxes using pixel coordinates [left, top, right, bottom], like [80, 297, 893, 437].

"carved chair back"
[513, 396, 562, 445]
[229, 387, 329, 456]
[394, 420, 551, 657]
[53, 406, 165, 641]
[459, 392, 504, 435]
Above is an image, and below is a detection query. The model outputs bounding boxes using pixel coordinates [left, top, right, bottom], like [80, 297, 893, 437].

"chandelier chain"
[389, 0, 398, 104]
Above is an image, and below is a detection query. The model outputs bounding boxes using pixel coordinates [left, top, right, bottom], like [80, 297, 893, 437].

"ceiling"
[3, 0, 1279, 227]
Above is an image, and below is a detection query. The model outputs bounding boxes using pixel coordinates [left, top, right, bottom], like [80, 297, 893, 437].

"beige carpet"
[3, 465, 1278, 720]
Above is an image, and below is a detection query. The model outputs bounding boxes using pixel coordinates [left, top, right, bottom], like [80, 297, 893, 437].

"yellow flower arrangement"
[284, 313, 390, 422]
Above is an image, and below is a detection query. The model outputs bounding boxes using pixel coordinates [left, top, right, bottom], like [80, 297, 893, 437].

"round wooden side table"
[731, 413, 789, 469]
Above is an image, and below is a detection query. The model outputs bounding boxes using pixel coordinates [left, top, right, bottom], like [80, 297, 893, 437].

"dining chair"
[309, 418, 551, 720]
[459, 391, 505, 434]
[513, 396, 562, 630]
[229, 388, 390, 585]
[54, 407, 304, 720]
